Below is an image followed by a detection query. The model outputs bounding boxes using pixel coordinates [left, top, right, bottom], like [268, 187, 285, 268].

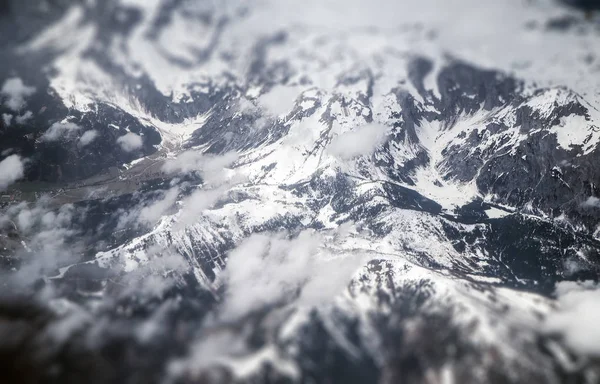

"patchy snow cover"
[9, 1, 600, 380]
[485, 207, 511, 219]
[0, 155, 25, 190]
[328, 123, 389, 160]
[0, 77, 36, 112]
[412, 118, 483, 210]
[551, 113, 600, 154]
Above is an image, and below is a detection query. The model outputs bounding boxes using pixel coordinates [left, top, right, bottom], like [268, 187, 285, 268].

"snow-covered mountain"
[1, 0, 600, 383]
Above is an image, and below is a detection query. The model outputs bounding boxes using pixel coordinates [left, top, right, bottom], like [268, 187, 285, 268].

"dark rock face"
[560, 0, 600, 11]
[0, 72, 162, 182]
[0, 278, 217, 384]
[0, 0, 233, 184]
[435, 61, 523, 115]
[372, 59, 600, 237]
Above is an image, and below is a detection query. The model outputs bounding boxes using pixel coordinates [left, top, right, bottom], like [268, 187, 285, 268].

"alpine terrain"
[1, 0, 600, 383]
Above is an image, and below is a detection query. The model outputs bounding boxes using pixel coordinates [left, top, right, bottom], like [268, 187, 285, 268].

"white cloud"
[134, 301, 173, 344]
[124, 246, 190, 298]
[175, 186, 227, 229]
[327, 123, 388, 160]
[259, 85, 302, 117]
[544, 281, 600, 356]
[117, 152, 240, 231]
[44, 306, 91, 345]
[161, 151, 243, 229]
[164, 228, 364, 380]
[2, 113, 12, 127]
[168, 327, 298, 381]
[2, 201, 82, 286]
[15, 111, 33, 124]
[563, 257, 586, 277]
[168, 330, 247, 379]
[581, 196, 600, 209]
[42, 122, 80, 141]
[14, 201, 74, 235]
[138, 187, 179, 225]
[0, 155, 24, 190]
[16, 207, 36, 233]
[221, 230, 363, 319]
[117, 187, 180, 230]
[79, 130, 98, 146]
[117, 132, 143, 152]
[163, 150, 238, 187]
[0, 77, 36, 111]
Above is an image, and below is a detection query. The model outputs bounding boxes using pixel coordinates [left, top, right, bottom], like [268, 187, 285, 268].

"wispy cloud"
[162, 150, 242, 229]
[115, 151, 241, 232]
[1, 200, 85, 287]
[117, 132, 143, 152]
[581, 196, 600, 209]
[175, 186, 228, 228]
[117, 187, 180, 230]
[15, 111, 33, 125]
[79, 130, 98, 146]
[545, 281, 600, 356]
[2, 113, 12, 127]
[166, 226, 365, 381]
[1, 77, 36, 112]
[328, 123, 388, 160]
[162, 150, 238, 187]
[259, 85, 301, 117]
[0, 155, 25, 190]
[42, 122, 80, 141]
[221, 229, 364, 319]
